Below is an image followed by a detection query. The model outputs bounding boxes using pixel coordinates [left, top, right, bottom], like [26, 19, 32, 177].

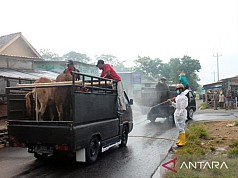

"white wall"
[0, 57, 33, 70]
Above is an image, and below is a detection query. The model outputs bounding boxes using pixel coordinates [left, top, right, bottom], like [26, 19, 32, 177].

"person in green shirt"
[179, 72, 189, 90]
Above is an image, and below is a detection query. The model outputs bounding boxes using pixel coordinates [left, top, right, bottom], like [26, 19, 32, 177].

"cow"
[25, 77, 55, 121]
[25, 73, 89, 121]
[54, 73, 73, 121]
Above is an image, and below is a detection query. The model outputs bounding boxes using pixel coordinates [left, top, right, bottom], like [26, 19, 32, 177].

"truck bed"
[8, 120, 74, 147]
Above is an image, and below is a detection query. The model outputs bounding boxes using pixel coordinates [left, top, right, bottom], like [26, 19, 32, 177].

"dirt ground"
[202, 120, 238, 153]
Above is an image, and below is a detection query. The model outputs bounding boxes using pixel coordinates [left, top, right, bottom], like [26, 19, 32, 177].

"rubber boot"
[176, 136, 180, 144]
[177, 133, 186, 147]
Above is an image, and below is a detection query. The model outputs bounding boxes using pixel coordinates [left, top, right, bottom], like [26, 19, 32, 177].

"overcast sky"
[1, 0, 238, 85]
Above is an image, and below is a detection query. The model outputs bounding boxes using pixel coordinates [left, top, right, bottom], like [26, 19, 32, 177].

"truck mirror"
[129, 99, 133, 105]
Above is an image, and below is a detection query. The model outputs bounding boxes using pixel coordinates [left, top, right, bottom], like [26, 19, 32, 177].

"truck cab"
[7, 73, 133, 163]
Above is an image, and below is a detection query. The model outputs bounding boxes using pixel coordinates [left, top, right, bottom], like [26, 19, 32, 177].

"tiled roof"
[0, 32, 21, 51]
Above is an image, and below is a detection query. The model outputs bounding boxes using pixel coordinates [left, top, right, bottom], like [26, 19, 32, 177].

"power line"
[213, 52, 222, 81]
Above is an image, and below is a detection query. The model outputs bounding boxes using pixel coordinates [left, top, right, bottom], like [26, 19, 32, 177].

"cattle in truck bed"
[25, 77, 55, 121]
[54, 74, 73, 121]
[25, 74, 74, 121]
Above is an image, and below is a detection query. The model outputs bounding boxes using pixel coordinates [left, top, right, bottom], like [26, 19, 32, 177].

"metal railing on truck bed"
[6, 72, 118, 122]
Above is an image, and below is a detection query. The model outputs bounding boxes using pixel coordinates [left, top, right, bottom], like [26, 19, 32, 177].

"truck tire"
[120, 125, 128, 147]
[168, 115, 175, 126]
[187, 108, 194, 120]
[147, 112, 156, 123]
[150, 118, 156, 123]
[34, 153, 48, 160]
[86, 136, 100, 164]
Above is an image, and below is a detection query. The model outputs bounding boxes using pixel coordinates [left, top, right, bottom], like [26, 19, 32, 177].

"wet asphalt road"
[0, 115, 178, 178]
[193, 109, 238, 121]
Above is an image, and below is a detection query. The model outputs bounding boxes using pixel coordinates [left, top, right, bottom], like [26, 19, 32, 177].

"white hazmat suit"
[172, 89, 189, 146]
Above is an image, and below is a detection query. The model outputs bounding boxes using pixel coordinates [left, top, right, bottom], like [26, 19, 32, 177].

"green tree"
[162, 58, 181, 83]
[133, 56, 163, 80]
[133, 55, 201, 90]
[95, 54, 129, 72]
[179, 55, 201, 90]
[39, 49, 62, 61]
[63, 51, 91, 63]
[96, 54, 119, 66]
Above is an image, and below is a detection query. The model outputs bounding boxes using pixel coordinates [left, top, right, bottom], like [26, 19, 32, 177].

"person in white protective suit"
[168, 84, 188, 147]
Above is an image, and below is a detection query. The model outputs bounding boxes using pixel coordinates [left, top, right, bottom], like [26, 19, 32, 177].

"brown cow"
[25, 74, 88, 121]
[54, 73, 73, 121]
[54, 73, 91, 121]
[25, 77, 55, 121]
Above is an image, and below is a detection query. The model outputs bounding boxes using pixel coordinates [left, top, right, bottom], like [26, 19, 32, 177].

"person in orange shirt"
[96, 60, 126, 112]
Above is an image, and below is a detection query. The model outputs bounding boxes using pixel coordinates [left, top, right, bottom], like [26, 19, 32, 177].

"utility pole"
[213, 52, 222, 82]
[211, 71, 216, 82]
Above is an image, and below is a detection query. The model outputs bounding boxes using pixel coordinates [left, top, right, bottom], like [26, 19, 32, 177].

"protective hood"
[182, 89, 190, 96]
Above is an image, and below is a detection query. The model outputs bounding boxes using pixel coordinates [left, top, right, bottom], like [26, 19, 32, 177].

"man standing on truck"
[96, 60, 126, 112]
[179, 72, 189, 90]
[155, 77, 170, 104]
[63, 60, 80, 80]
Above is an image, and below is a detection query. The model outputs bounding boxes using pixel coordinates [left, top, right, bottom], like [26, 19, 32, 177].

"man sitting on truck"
[96, 60, 126, 112]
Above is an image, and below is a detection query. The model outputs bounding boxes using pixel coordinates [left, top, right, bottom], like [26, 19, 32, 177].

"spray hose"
[129, 135, 176, 142]
[151, 97, 176, 108]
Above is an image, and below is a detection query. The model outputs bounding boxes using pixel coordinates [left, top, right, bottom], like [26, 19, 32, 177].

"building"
[0, 32, 98, 106]
[34, 60, 98, 76]
[0, 32, 98, 92]
[203, 76, 238, 105]
[0, 32, 42, 58]
[0, 32, 45, 117]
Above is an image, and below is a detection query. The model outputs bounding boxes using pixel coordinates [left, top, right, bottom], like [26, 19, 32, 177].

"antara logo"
[162, 158, 228, 173]
[180, 161, 228, 169]
[162, 157, 177, 173]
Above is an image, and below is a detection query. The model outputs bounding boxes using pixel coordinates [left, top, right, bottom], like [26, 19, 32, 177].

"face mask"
[176, 90, 180, 95]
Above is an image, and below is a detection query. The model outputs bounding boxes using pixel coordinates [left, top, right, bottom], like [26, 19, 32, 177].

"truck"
[6, 72, 133, 164]
[146, 86, 196, 123]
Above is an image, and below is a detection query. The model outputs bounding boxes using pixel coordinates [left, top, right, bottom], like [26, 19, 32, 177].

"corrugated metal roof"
[0, 69, 59, 80]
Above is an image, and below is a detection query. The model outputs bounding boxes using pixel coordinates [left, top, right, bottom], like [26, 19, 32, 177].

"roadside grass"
[198, 102, 209, 110]
[164, 122, 238, 178]
[228, 139, 238, 157]
[234, 120, 238, 126]
[176, 123, 208, 155]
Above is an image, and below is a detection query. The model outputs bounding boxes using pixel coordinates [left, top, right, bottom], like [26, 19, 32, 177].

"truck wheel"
[187, 108, 194, 120]
[86, 136, 100, 164]
[150, 118, 156, 123]
[147, 113, 156, 123]
[34, 153, 48, 160]
[120, 125, 128, 147]
[168, 115, 175, 126]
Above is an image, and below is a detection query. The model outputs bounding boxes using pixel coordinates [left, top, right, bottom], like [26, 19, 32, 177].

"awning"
[0, 68, 59, 80]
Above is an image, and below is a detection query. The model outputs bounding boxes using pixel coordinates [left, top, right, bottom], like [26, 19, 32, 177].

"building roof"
[0, 68, 59, 80]
[220, 75, 238, 81]
[203, 75, 238, 87]
[202, 81, 224, 90]
[0, 32, 42, 58]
